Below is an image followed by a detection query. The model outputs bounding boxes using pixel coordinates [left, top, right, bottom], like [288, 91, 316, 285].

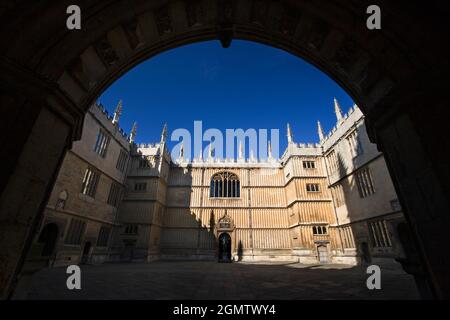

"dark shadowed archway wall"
[0, 0, 448, 299]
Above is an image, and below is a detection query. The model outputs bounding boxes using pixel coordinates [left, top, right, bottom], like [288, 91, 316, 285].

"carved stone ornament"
[217, 209, 235, 231]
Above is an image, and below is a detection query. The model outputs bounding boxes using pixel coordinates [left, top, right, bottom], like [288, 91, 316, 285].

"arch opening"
[218, 233, 232, 263]
[37, 223, 59, 258]
[0, 0, 448, 300]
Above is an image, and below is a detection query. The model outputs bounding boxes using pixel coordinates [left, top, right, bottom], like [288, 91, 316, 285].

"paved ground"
[17, 261, 420, 300]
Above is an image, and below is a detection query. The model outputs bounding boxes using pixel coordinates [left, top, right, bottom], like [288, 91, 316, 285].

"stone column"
[368, 92, 450, 299]
[0, 62, 84, 299]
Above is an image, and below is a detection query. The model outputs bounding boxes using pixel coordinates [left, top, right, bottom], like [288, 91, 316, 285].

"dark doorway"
[218, 233, 231, 263]
[361, 242, 372, 264]
[81, 242, 92, 265]
[122, 240, 135, 262]
[37, 223, 58, 260]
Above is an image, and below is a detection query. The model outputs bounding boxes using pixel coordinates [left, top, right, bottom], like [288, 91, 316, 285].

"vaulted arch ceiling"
[0, 0, 449, 299]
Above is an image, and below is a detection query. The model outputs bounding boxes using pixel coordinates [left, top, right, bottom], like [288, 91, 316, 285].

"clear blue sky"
[99, 40, 354, 158]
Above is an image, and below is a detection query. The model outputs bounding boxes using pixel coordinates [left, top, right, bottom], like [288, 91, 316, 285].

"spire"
[112, 100, 122, 125]
[334, 97, 343, 123]
[317, 121, 325, 141]
[287, 123, 293, 144]
[238, 140, 243, 159]
[129, 122, 137, 143]
[268, 140, 273, 159]
[160, 123, 167, 144]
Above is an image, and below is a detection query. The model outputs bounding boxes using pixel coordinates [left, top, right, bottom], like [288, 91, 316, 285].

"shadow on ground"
[17, 261, 420, 300]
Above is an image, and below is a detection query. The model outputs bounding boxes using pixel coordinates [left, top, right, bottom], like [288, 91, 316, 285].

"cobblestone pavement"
[18, 261, 420, 300]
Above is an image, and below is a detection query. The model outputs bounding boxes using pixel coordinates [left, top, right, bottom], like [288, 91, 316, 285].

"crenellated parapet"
[319, 102, 364, 153]
[89, 102, 131, 149]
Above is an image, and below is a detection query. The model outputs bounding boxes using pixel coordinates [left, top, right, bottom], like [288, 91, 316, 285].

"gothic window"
[116, 149, 128, 172]
[355, 167, 375, 198]
[210, 172, 240, 198]
[326, 149, 339, 174]
[306, 183, 320, 192]
[107, 182, 122, 207]
[313, 226, 327, 235]
[368, 220, 392, 247]
[81, 168, 100, 198]
[303, 161, 316, 169]
[124, 224, 138, 235]
[93, 129, 110, 158]
[346, 129, 363, 157]
[134, 182, 147, 192]
[96, 226, 111, 247]
[331, 183, 345, 207]
[341, 226, 355, 248]
[64, 219, 86, 245]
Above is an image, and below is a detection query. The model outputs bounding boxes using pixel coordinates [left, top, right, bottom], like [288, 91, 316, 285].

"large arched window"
[210, 172, 240, 198]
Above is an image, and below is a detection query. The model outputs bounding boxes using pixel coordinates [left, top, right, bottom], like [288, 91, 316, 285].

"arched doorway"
[81, 242, 92, 265]
[0, 0, 448, 299]
[218, 233, 232, 263]
[37, 223, 58, 264]
[122, 240, 136, 262]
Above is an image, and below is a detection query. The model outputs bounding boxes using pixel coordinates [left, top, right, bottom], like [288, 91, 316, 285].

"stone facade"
[24, 103, 130, 270]
[29, 99, 404, 267]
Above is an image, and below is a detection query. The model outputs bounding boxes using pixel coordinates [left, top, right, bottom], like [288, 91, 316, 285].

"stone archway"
[37, 223, 59, 259]
[218, 233, 232, 263]
[0, 0, 448, 299]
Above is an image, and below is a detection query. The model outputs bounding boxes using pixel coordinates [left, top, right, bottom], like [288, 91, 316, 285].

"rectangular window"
[116, 149, 128, 172]
[326, 150, 339, 174]
[306, 183, 320, 192]
[81, 168, 100, 198]
[368, 220, 392, 248]
[64, 219, 86, 245]
[331, 183, 345, 207]
[346, 129, 363, 157]
[96, 226, 111, 247]
[107, 182, 122, 207]
[124, 224, 138, 234]
[134, 182, 147, 192]
[93, 129, 111, 158]
[341, 226, 355, 248]
[303, 161, 316, 169]
[355, 167, 375, 198]
[312, 226, 327, 235]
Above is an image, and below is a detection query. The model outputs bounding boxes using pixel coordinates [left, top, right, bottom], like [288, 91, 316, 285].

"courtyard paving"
[18, 261, 419, 300]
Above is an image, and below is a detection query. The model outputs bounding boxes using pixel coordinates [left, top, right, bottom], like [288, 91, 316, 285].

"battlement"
[93, 102, 130, 141]
[174, 155, 282, 168]
[296, 143, 321, 148]
[136, 143, 159, 149]
[320, 104, 364, 152]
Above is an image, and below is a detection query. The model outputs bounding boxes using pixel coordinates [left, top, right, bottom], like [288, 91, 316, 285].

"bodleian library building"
[24, 99, 405, 269]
